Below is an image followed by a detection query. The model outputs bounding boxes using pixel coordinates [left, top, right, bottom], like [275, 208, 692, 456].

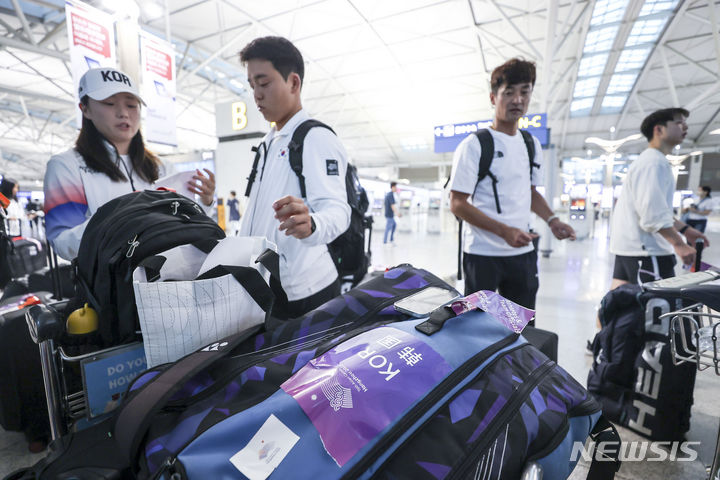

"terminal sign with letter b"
[232, 101, 248, 131]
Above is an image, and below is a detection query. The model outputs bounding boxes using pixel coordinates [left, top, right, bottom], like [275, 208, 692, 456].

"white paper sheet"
[154, 170, 196, 200]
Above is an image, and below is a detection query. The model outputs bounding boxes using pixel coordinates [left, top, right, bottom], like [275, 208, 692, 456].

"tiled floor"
[2, 215, 719, 478]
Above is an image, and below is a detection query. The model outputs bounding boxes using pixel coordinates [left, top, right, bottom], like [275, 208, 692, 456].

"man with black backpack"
[239, 36, 351, 319]
[448, 58, 575, 311]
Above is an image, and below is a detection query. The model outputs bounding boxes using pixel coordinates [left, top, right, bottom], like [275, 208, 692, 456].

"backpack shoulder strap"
[474, 128, 501, 213]
[475, 128, 494, 182]
[288, 119, 336, 199]
[244, 143, 264, 197]
[519, 130, 540, 180]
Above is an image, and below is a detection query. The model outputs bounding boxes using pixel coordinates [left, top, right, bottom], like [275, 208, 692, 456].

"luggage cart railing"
[662, 304, 720, 480]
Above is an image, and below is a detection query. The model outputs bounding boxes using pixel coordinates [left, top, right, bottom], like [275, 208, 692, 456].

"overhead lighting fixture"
[710, 128, 720, 135]
[584, 133, 643, 152]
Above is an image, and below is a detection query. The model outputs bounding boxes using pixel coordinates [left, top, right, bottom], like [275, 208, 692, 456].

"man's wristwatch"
[679, 224, 689, 234]
[310, 216, 317, 234]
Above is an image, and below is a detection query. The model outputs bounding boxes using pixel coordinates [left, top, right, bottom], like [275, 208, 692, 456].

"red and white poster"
[140, 32, 177, 146]
[65, 0, 117, 127]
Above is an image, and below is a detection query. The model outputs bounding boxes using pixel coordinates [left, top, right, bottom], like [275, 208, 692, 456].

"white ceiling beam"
[559, 0, 594, 150]
[10, 0, 37, 45]
[664, 44, 716, 77]
[164, 0, 171, 41]
[708, 0, 720, 76]
[693, 104, 720, 144]
[0, 34, 69, 60]
[178, 24, 255, 86]
[632, 93, 645, 117]
[685, 82, 720, 110]
[658, 47, 680, 107]
[488, 0, 543, 60]
[38, 19, 65, 47]
[541, 0, 559, 112]
[617, 0, 691, 131]
[0, 84, 74, 106]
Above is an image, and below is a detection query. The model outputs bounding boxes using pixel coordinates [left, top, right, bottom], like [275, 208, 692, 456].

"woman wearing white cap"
[43, 67, 216, 260]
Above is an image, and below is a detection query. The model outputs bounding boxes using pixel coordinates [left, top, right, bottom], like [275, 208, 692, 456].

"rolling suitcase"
[6, 237, 47, 278]
[0, 292, 54, 444]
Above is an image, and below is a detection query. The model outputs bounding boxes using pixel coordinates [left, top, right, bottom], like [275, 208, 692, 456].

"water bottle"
[694, 325, 716, 353]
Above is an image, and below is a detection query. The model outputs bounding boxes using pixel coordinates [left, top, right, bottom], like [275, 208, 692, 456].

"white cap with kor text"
[78, 67, 145, 105]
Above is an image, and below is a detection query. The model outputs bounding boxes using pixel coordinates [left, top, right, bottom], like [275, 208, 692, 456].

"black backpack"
[587, 284, 697, 441]
[246, 119, 371, 286]
[471, 128, 539, 213]
[74, 190, 226, 348]
[447, 128, 539, 279]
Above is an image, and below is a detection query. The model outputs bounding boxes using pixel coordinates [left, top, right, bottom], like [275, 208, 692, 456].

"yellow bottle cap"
[66, 303, 99, 335]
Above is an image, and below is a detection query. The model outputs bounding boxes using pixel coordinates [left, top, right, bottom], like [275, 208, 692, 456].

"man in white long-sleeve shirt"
[609, 108, 709, 287]
[238, 36, 350, 319]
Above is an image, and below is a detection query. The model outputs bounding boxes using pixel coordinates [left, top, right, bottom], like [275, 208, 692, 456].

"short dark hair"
[490, 58, 536, 93]
[390, 181, 397, 188]
[239, 36, 304, 83]
[640, 108, 689, 141]
[0, 177, 18, 200]
[701, 185, 711, 196]
[230, 190, 236, 196]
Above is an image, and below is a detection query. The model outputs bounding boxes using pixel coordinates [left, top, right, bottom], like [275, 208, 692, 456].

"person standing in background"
[227, 190, 242, 235]
[383, 181, 401, 245]
[0, 177, 25, 238]
[682, 185, 712, 233]
[609, 107, 708, 287]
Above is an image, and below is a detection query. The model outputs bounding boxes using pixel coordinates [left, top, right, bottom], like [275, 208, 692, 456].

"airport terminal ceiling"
[1, 0, 720, 182]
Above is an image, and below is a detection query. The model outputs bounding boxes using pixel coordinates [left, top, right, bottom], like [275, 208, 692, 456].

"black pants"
[612, 254, 676, 284]
[271, 278, 341, 321]
[463, 250, 539, 310]
[686, 218, 707, 233]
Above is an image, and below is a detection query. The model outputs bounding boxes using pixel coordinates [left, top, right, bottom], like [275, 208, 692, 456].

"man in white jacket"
[238, 36, 350, 319]
[609, 108, 709, 287]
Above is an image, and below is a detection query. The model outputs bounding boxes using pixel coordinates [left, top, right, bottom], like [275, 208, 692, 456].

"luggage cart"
[640, 271, 720, 480]
[25, 303, 147, 441]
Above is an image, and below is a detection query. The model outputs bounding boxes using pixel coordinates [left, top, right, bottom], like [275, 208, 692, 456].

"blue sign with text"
[434, 113, 549, 153]
[81, 342, 147, 418]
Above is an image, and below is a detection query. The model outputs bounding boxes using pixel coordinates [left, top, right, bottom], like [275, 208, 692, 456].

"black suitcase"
[523, 325, 559, 362]
[28, 265, 74, 299]
[0, 292, 53, 443]
[7, 238, 47, 277]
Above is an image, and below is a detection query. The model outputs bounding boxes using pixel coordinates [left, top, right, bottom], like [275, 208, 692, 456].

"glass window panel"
[573, 77, 601, 98]
[606, 73, 637, 94]
[615, 47, 651, 71]
[578, 53, 610, 77]
[571, 98, 595, 112]
[601, 95, 628, 108]
[590, 0, 629, 26]
[584, 26, 620, 53]
[639, 0, 678, 17]
[625, 17, 668, 46]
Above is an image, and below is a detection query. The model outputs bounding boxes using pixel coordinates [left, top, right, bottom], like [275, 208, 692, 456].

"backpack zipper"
[448, 359, 556, 480]
[342, 332, 520, 480]
[162, 282, 450, 409]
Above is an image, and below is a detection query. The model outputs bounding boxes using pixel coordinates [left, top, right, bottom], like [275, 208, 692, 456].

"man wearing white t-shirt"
[609, 108, 708, 286]
[449, 58, 575, 312]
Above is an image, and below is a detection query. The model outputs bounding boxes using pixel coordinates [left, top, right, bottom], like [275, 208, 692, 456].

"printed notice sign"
[280, 327, 451, 466]
[140, 31, 177, 146]
[229, 414, 300, 480]
[65, 0, 117, 127]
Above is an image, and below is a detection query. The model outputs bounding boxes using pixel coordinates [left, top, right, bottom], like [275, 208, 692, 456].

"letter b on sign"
[232, 102, 248, 131]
